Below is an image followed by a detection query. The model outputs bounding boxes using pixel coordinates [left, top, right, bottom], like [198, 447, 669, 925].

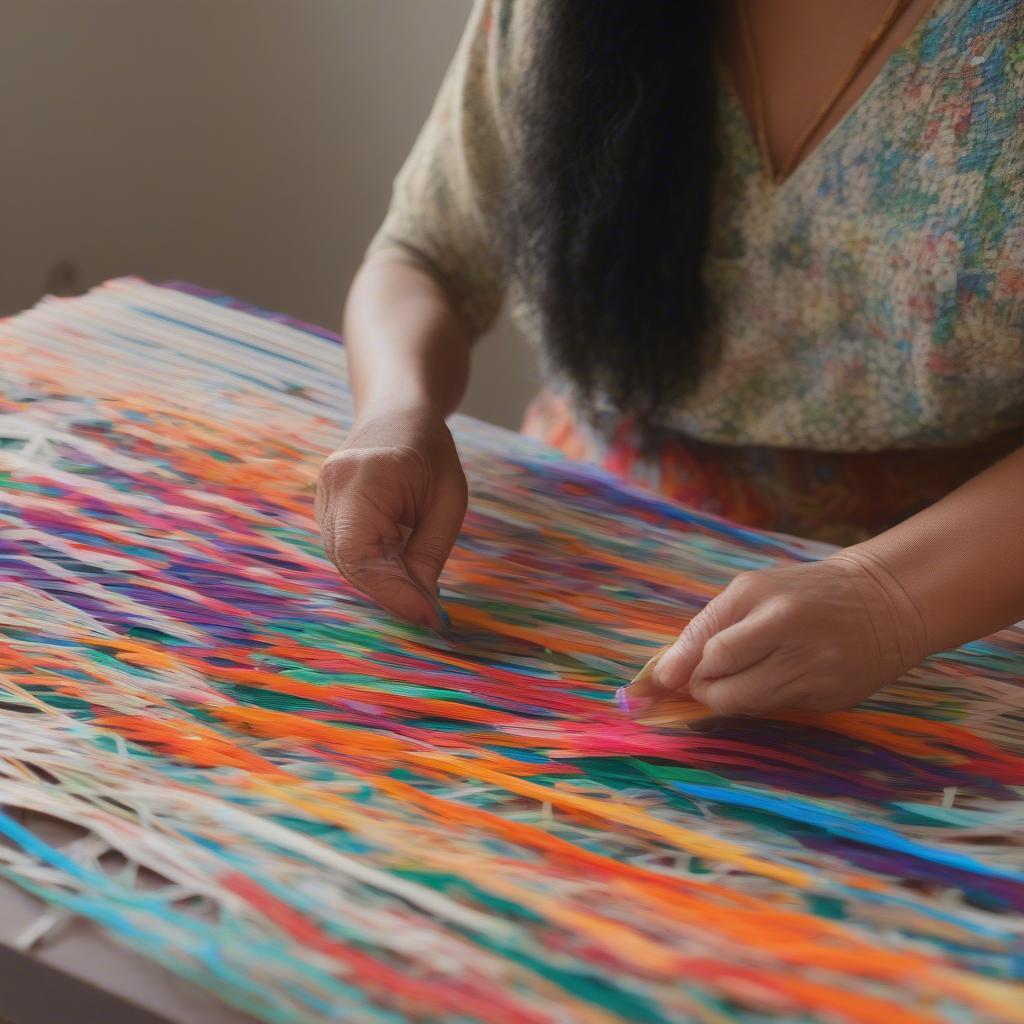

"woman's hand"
[315, 405, 467, 630]
[621, 553, 929, 717]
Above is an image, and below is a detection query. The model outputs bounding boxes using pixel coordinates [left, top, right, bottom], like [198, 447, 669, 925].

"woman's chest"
[708, 0, 1024, 351]
[686, 0, 1024, 448]
[720, 0, 940, 184]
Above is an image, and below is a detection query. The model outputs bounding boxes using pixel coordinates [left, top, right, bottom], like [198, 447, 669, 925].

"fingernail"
[615, 687, 650, 715]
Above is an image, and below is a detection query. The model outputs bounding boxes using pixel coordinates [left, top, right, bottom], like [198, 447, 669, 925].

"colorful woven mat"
[0, 279, 1021, 1023]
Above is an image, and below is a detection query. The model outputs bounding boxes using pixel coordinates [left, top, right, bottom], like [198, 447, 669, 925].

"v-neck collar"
[718, 0, 947, 191]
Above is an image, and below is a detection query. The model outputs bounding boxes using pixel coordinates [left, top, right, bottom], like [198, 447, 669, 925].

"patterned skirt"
[521, 391, 1022, 547]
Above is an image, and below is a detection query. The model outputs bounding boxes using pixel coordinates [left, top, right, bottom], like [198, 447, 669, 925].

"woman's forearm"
[343, 254, 472, 420]
[844, 445, 1024, 655]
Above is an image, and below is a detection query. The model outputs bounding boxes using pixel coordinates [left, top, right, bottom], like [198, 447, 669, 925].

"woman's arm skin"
[346, 255, 470, 420]
[315, 254, 472, 630]
[622, 446, 1024, 716]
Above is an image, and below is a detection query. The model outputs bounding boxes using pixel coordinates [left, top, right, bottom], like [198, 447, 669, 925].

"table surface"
[2, 278, 1020, 1024]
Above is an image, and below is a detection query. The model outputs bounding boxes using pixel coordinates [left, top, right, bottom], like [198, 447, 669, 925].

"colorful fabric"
[522, 390, 1022, 545]
[0, 279, 1022, 1023]
[370, 0, 1024, 451]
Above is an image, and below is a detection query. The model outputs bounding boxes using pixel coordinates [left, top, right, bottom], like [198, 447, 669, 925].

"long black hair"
[502, 2, 720, 430]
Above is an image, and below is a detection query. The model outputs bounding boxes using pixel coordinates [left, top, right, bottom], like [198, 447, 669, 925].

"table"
[1, 279, 1021, 1023]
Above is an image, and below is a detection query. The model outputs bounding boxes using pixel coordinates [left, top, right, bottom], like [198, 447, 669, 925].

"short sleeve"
[367, 0, 517, 339]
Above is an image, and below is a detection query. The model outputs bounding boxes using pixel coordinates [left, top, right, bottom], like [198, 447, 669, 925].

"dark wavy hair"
[502, 1, 720, 430]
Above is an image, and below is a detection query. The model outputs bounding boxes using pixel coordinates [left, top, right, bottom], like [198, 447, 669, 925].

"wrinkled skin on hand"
[622, 553, 929, 718]
[315, 407, 467, 630]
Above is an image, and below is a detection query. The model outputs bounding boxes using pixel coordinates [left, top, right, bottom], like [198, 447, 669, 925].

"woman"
[316, 0, 1024, 718]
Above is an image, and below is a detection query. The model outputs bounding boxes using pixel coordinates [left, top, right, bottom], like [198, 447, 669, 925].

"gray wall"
[1, 0, 536, 428]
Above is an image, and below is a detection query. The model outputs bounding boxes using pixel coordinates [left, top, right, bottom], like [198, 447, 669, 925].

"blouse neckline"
[716, 0, 947, 190]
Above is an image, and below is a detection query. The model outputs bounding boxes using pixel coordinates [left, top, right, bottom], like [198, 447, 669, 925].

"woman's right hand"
[315, 405, 467, 630]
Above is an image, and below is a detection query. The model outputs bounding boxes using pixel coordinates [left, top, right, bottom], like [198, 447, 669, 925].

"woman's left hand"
[620, 553, 929, 718]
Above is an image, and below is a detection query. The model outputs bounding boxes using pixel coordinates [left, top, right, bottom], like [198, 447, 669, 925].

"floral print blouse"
[369, 0, 1024, 454]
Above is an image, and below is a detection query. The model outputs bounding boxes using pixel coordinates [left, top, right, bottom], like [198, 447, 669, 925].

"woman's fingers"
[649, 605, 722, 693]
[619, 625, 703, 711]
[318, 500, 443, 629]
[616, 649, 667, 713]
[625, 620, 797, 719]
[315, 410, 469, 632]
[618, 556, 916, 720]
[402, 466, 468, 599]
[686, 605, 783, 699]
[343, 560, 445, 630]
[316, 451, 440, 629]
[620, 613, 714, 710]
[691, 660, 809, 717]
[620, 574, 763, 709]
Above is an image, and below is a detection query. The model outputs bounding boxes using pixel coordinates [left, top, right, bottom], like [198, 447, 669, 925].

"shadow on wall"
[2, 0, 537, 429]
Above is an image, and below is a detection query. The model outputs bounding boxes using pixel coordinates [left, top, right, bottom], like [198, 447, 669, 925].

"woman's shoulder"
[449, 0, 537, 100]
[477, 0, 541, 78]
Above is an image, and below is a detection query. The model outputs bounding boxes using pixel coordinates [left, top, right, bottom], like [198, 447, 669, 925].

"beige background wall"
[1, 0, 536, 428]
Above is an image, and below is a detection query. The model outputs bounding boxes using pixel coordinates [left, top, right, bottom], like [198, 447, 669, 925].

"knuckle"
[727, 571, 759, 599]
[767, 592, 801, 619]
[686, 602, 720, 641]
[315, 503, 353, 540]
[701, 633, 736, 676]
[322, 444, 425, 484]
[318, 519, 378, 570]
[687, 674, 719, 705]
[406, 546, 448, 575]
[318, 449, 360, 483]
[411, 534, 449, 558]
[392, 443, 431, 477]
